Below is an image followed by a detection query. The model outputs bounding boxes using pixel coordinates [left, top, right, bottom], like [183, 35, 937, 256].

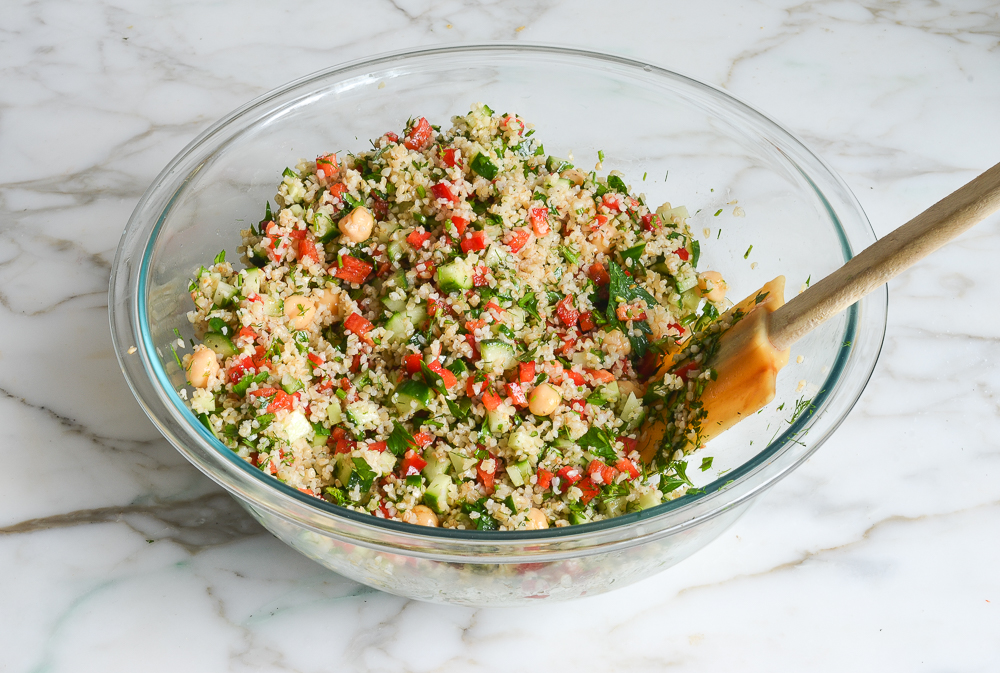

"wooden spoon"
[638, 161, 1000, 464]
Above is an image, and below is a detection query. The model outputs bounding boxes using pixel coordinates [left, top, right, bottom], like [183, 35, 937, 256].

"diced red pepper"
[555, 465, 582, 493]
[676, 247, 690, 261]
[501, 115, 524, 135]
[416, 260, 436, 280]
[426, 297, 438, 318]
[236, 326, 257, 342]
[430, 181, 459, 203]
[505, 228, 531, 253]
[481, 391, 503, 412]
[472, 265, 488, 287]
[564, 368, 587, 386]
[384, 131, 399, 143]
[407, 229, 432, 249]
[579, 311, 595, 332]
[672, 361, 699, 382]
[555, 295, 579, 327]
[460, 230, 489, 253]
[594, 214, 609, 227]
[413, 432, 434, 447]
[332, 255, 373, 284]
[585, 368, 615, 383]
[345, 312, 374, 340]
[588, 262, 610, 286]
[577, 477, 601, 504]
[536, 468, 553, 490]
[316, 153, 338, 179]
[558, 337, 577, 356]
[506, 381, 528, 407]
[371, 193, 389, 220]
[266, 390, 295, 414]
[440, 147, 459, 167]
[333, 437, 355, 454]
[350, 353, 363, 373]
[615, 458, 640, 480]
[466, 373, 489, 398]
[477, 458, 496, 494]
[465, 333, 480, 360]
[404, 117, 433, 151]
[465, 318, 487, 332]
[307, 353, 324, 370]
[602, 193, 624, 213]
[426, 360, 458, 389]
[296, 237, 320, 264]
[288, 229, 306, 240]
[518, 361, 535, 384]
[529, 207, 549, 236]
[616, 303, 647, 322]
[248, 386, 279, 398]
[587, 459, 616, 486]
[403, 354, 423, 374]
[369, 441, 388, 453]
[450, 215, 469, 236]
[400, 449, 428, 476]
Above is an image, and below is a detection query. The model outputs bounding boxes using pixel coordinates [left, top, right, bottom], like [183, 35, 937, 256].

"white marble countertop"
[3, 1, 999, 670]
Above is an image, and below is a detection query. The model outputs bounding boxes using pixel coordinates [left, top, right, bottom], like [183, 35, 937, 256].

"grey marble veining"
[1, 0, 999, 670]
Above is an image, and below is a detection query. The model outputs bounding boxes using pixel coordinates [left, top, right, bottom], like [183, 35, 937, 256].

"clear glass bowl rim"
[110, 43, 886, 560]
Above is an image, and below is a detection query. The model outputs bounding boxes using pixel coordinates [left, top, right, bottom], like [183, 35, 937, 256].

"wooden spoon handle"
[770, 162, 1000, 351]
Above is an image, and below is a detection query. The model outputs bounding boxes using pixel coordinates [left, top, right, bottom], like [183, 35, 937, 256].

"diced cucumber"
[326, 400, 342, 425]
[483, 243, 510, 269]
[382, 292, 408, 313]
[346, 400, 380, 431]
[242, 268, 263, 296]
[650, 258, 671, 275]
[281, 372, 304, 394]
[598, 381, 620, 407]
[279, 410, 311, 444]
[487, 407, 511, 434]
[599, 496, 628, 518]
[436, 258, 473, 293]
[507, 426, 537, 455]
[406, 302, 427, 327]
[479, 339, 515, 372]
[568, 509, 591, 525]
[202, 333, 237, 357]
[504, 306, 527, 331]
[310, 212, 337, 242]
[676, 272, 699, 294]
[505, 459, 531, 487]
[387, 241, 405, 264]
[393, 379, 432, 414]
[311, 423, 330, 448]
[336, 455, 353, 487]
[552, 438, 576, 449]
[656, 203, 690, 223]
[263, 296, 283, 317]
[448, 450, 478, 474]
[423, 474, 453, 514]
[213, 281, 237, 306]
[545, 155, 573, 173]
[385, 312, 414, 341]
[679, 287, 702, 311]
[422, 450, 450, 480]
[636, 488, 663, 511]
[388, 267, 408, 289]
[619, 392, 646, 431]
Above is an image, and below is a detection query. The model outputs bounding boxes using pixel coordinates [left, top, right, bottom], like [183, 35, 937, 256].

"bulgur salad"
[180, 104, 730, 530]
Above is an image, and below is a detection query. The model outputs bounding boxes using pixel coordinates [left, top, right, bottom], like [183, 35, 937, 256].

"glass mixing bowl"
[110, 45, 885, 606]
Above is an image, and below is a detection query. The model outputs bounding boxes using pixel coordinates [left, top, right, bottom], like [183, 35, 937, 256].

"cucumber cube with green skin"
[242, 268, 263, 296]
[405, 302, 427, 327]
[448, 450, 478, 474]
[436, 258, 473, 292]
[382, 293, 408, 313]
[310, 212, 337, 242]
[635, 488, 663, 511]
[202, 333, 237, 357]
[385, 312, 414, 342]
[599, 496, 628, 518]
[505, 459, 532, 487]
[213, 281, 237, 307]
[422, 450, 450, 480]
[281, 373, 304, 394]
[545, 155, 573, 173]
[679, 287, 702, 311]
[335, 455, 353, 487]
[470, 153, 499, 180]
[568, 509, 591, 525]
[387, 241, 405, 263]
[326, 400, 342, 425]
[393, 379, 432, 415]
[487, 408, 511, 434]
[619, 392, 646, 431]
[423, 475, 453, 514]
[479, 340, 515, 372]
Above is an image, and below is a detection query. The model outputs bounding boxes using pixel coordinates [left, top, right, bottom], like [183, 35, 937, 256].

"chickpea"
[523, 508, 549, 530]
[402, 504, 439, 527]
[186, 345, 219, 389]
[340, 206, 375, 243]
[528, 383, 561, 416]
[698, 270, 728, 303]
[602, 329, 631, 357]
[284, 295, 316, 330]
[316, 287, 341, 317]
[560, 168, 586, 186]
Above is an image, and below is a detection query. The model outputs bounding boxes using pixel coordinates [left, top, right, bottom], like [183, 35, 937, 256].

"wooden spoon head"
[637, 276, 790, 464]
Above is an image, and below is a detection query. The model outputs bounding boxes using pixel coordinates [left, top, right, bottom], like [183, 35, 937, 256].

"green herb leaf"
[700, 456, 714, 471]
[606, 175, 628, 193]
[387, 421, 416, 457]
[352, 457, 376, 490]
[213, 250, 226, 264]
[577, 426, 617, 462]
[471, 153, 499, 180]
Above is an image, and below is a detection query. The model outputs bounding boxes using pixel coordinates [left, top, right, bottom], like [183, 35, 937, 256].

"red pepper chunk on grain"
[332, 255, 373, 284]
[404, 117, 433, 151]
